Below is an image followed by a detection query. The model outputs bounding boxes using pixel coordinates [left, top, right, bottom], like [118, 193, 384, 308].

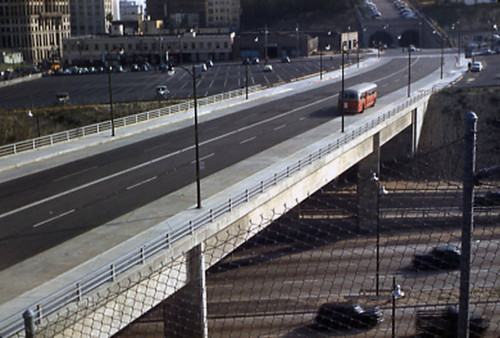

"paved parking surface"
[0, 56, 354, 110]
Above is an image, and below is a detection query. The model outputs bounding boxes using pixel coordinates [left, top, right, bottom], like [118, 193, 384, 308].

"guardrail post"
[261, 181, 264, 193]
[32, 139, 35, 150]
[245, 189, 249, 202]
[76, 282, 82, 302]
[141, 247, 146, 264]
[23, 309, 36, 338]
[287, 166, 290, 177]
[65, 131, 69, 141]
[166, 233, 170, 248]
[228, 198, 232, 211]
[36, 304, 43, 323]
[111, 264, 116, 282]
[190, 220, 194, 235]
[210, 209, 214, 223]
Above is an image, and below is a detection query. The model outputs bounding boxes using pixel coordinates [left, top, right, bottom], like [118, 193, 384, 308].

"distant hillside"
[240, 0, 356, 31]
[384, 87, 500, 180]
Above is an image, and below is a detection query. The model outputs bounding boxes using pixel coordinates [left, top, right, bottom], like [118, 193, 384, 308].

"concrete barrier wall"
[0, 73, 42, 88]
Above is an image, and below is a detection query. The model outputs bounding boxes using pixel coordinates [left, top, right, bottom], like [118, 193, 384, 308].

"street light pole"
[457, 21, 461, 65]
[296, 24, 299, 58]
[407, 46, 411, 97]
[245, 62, 249, 99]
[440, 38, 444, 79]
[168, 64, 202, 208]
[107, 49, 115, 137]
[357, 42, 360, 68]
[265, 24, 269, 60]
[192, 63, 201, 209]
[320, 48, 323, 80]
[341, 42, 345, 133]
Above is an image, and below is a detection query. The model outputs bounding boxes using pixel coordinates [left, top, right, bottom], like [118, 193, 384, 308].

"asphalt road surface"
[0, 50, 444, 269]
[204, 205, 500, 337]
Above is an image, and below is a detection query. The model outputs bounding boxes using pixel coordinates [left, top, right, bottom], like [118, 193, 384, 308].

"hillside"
[384, 87, 500, 181]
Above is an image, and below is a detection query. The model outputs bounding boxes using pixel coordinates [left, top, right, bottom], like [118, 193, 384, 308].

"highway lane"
[0, 54, 442, 269]
[206, 226, 500, 337]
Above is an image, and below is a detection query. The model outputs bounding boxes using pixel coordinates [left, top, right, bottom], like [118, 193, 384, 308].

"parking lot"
[0, 55, 352, 110]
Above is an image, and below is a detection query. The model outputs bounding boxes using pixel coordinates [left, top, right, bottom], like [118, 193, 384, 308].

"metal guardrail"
[0, 89, 432, 337]
[0, 85, 262, 159]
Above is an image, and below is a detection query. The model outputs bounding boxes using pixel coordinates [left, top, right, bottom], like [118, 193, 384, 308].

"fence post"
[23, 309, 36, 338]
[458, 111, 477, 338]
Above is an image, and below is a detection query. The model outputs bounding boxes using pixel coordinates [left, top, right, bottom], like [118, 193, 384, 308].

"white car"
[470, 61, 483, 72]
[262, 64, 273, 72]
[156, 85, 169, 98]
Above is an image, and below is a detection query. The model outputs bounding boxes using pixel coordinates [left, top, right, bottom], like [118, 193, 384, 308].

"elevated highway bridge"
[0, 50, 467, 337]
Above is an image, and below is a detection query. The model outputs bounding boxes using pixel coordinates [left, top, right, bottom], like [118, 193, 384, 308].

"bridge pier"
[357, 133, 380, 230]
[163, 244, 208, 338]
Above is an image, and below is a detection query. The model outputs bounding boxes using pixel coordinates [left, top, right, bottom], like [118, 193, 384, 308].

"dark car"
[242, 57, 250, 65]
[251, 57, 260, 65]
[475, 190, 500, 206]
[281, 56, 291, 63]
[316, 303, 383, 330]
[413, 246, 460, 270]
[417, 306, 489, 338]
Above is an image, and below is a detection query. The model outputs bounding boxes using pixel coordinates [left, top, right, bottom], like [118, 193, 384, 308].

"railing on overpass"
[0, 87, 435, 337]
[0, 85, 262, 159]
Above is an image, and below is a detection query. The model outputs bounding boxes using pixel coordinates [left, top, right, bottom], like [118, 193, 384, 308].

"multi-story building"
[146, 0, 240, 31]
[206, 0, 240, 31]
[70, 0, 120, 36]
[63, 32, 233, 65]
[0, 1, 71, 65]
[147, 0, 205, 24]
[119, 0, 144, 21]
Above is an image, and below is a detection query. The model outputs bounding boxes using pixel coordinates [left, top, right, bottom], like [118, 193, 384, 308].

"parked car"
[316, 303, 383, 330]
[281, 56, 291, 63]
[139, 63, 150, 71]
[205, 59, 214, 67]
[416, 306, 489, 338]
[470, 61, 484, 72]
[68, 66, 80, 75]
[262, 64, 273, 72]
[251, 57, 260, 65]
[408, 44, 418, 52]
[156, 85, 169, 99]
[242, 57, 250, 65]
[113, 65, 125, 73]
[130, 64, 140, 72]
[412, 246, 460, 270]
[55, 92, 70, 105]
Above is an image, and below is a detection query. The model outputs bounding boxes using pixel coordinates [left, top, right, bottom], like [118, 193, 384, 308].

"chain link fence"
[18, 108, 497, 337]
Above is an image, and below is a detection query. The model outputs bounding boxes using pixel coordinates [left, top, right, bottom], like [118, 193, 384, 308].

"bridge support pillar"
[163, 243, 208, 338]
[357, 133, 380, 230]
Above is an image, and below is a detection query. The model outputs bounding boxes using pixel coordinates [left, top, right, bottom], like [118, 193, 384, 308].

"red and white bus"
[338, 82, 378, 113]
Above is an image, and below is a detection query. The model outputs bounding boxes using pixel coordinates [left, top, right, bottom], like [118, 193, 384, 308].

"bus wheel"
[361, 104, 365, 113]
